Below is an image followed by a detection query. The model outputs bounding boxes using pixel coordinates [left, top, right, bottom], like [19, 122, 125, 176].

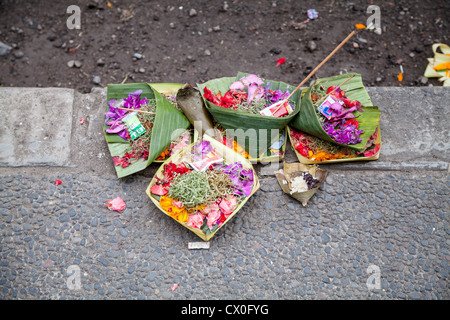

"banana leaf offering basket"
[146, 134, 260, 241]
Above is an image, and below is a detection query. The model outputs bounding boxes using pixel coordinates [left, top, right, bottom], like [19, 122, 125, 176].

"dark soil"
[0, 0, 448, 93]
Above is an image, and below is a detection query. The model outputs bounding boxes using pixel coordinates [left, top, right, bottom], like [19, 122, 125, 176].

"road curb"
[0, 86, 448, 173]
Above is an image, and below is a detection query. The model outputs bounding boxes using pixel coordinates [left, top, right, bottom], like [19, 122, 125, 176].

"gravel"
[0, 41, 11, 56]
[0, 170, 448, 300]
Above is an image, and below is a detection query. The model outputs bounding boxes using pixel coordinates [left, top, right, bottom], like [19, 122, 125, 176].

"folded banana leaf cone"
[275, 162, 327, 206]
[196, 72, 301, 159]
[104, 83, 191, 178]
[287, 125, 381, 164]
[289, 73, 381, 153]
[175, 83, 216, 136]
[424, 43, 450, 86]
[145, 134, 260, 241]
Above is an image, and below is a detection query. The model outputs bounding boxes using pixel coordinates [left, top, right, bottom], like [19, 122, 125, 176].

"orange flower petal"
[433, 62, 450, 71]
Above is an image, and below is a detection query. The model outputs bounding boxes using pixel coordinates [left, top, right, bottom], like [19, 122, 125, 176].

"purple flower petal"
[322, 120, 363, 145]
[124, 89, 147, 109]
[192, 140, 213, 160]
[241, 184, 253, 197]
[247, 83, 264, 103]
[117, 129, 129, 140]
[105, 120, 127, 134]
[216, 162, 254, 196]
[329, 102, 344, 112]
[105, 99, 128, 122]
[241, 168, 254, 181]
[262, 87, 290, 106]
[107, 99, 118, 108]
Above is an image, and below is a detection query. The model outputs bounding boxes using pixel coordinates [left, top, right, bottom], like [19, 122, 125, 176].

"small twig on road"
[121, 72, 130, 84]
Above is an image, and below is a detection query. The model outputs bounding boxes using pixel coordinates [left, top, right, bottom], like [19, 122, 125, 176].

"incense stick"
[270, 30, 356, 115]
[116, 107, 156, 115]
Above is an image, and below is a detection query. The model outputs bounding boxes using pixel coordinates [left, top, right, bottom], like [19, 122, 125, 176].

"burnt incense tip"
[177, 83, 198, 100]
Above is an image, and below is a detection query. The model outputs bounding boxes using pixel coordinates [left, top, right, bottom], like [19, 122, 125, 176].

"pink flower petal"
[107, 197, 126, 212]
[219, 195, 237, 217]
[240, 74, 264, 86]
[186, 211, 205, 229]
[247, 83, 264, 103]
[229, 81, 245, 90]
[171, 283, 179, 291]
[205, 203, 221, 230]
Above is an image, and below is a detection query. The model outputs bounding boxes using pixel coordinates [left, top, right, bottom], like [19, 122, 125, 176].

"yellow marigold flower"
[159, 196, 189, 223]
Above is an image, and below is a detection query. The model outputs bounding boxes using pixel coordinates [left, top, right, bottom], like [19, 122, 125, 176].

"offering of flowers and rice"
[146, 134, 260, 241]
[288, 73, 381, 162]
[275, 162, 327, 206]
[202, 73, 295, 117]
[288, 126, 380, 164]
[197, 72, 301, 159]
[104, 83, 191, 178]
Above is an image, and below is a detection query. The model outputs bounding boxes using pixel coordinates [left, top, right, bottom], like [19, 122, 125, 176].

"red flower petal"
[276, 58, 286, 67]
[295, 143, 309, 158]
[363, 144, 380, 157]
[55, 180, 62, 185]
[219, 213, 227, 224]
[150, 184, 168, 196]
[112, 156, 123, 166]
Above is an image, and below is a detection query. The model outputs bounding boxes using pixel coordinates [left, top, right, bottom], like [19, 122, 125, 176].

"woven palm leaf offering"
[289, 73, 381, 155]
[275, 162, 327, 206]
[104, 83, 191, 178]
[196, 72, 301, 159]
[146, 134, 260, 241]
